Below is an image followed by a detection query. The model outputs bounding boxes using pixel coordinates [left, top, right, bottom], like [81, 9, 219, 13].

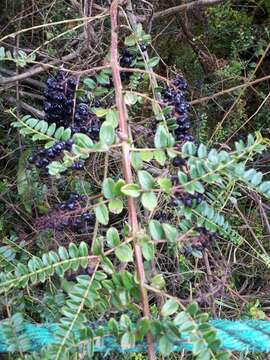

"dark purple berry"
[172, 157, 185, 167]
[28, 155, 36, 163]
[171, 175, 179, 184]
[66, 202, 76, 211]
[184, 197, 193, 207]
[69, 193, 80, 201]
[140, 43, 147, 52]
[171, 198, 181, 207]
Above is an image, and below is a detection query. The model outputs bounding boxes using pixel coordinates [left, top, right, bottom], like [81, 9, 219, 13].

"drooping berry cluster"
[36, 192, 94, 233]
[43, 70, 101, 140]
[27, 139, 84, 175]
[44, 70, 77, 127]
[70, 102, 100, 141]
[120, 48, 135, 81]
[27, 140, 73, 175]
[165, 76, 203, 208]
[163, 74, 194, 143]
[56, 192, 94, 232]
[171, 174, 203, 208]
[187, 227, 217, 252]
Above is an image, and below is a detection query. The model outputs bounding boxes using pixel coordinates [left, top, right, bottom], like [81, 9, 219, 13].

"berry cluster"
[163, 74, 194, 143]
[27, 139, 80, 174]
[120, 48, 136, 81]
[189, 227, 217, 252]
[164, 76, 204, 209]
[44, 70, 101, 140]
[35, 192, 95, 234]
[70, 102, 100, 141]
[171, 190, 203, 208]
[44, 70, 77, 127]
[55, 192, 94, 233]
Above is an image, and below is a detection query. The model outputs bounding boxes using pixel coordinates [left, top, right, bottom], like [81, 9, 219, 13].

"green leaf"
[131, 152, 143, 170]
[47, 123, 56, 136]
[48, 161, 67, 176]
[149, 220, 165, 241]
[186, 302, 199, 317]
[102, 178, 115, 199]
[161, 299, 179, 317]
[182, 141, 197, 156]
[158, 177, 172, 194]
[124, 92, 139, 105]
[162, 224, 178, 243]
[140, 151, 153, 162]
[159, 336, 174, 356]
[95, 108, 109, 117]
[108, 318, 119, 335]
[151, 274, 165, 289]
[113, 179, 126, 196]
[197, 144, 207, 158]
[121, 332, 135, 349]
[124, 34, 137, 46]
[83, 78, 96, 89]
[141, 242, 155, 261]
[192, 181, 205, 194]
[78, 242, 88, 257]
[100, 121, 115, 146]
[147, 57, 160, 68]
[141, 192, 157, 211]
[115, 244, 133, 262]
[154, 125, 174, 148]
[73, 133, 93, 148]
[154, 150, 166, 165]
[16, 151, 33, 214]
[108, 199, 124, 214]
[92, 236, 103, 255]
[105, 110, 118, 128]
[96, 72, 110, 85]
[101, 256, 115, 274]
[106, 227, 120, 248]
[94, 203, 109, 225]
[138, 170, 155, 190]
[121, 184, 141, 198]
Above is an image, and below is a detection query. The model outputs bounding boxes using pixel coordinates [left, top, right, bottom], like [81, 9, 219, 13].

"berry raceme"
[55, 192, 95, 233]
[163, 75, 217, 250]
[163, 74, 194, 144]
[43, 70, 101, 141]
[186, 227, 217, 253]
[27, 139, 83, 175]
[28, 70, 105, 174]
[44, 70, 77, 127]
[120, 48, 136, 81]
[34, 192, 95, 234]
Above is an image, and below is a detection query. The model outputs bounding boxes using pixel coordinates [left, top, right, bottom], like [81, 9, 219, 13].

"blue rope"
[1, 320, 270, 353]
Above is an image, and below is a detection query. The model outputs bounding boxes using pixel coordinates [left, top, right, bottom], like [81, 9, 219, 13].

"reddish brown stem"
[110, 1, 156, 359]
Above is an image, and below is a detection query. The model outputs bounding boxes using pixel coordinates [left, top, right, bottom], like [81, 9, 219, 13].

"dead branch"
[6, 96, 44, 118]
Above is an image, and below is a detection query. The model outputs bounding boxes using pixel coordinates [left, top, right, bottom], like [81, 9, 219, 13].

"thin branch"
[190, 74, 270, 105]
[0, 49, 81, 85]
[6, 96, 44, 118]
[152, 0, 224, 20]
[110, 1, 156, 359]
[0, 67, 46, 88]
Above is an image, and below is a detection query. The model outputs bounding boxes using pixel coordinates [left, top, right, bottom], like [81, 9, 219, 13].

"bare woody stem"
[110, 1, 156, 359]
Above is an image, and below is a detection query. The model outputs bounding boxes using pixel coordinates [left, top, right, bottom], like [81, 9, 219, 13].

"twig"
[190, 74, 270, 105]
[152, 0, 224, 20]
[0, 67, 46, 88]
[110, 1, 156, 359]
[6, 96, 44, 118]
[0, 49, 82, 85]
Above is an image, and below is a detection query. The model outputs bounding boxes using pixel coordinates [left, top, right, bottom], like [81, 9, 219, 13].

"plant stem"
[110, 1, 156, 359]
